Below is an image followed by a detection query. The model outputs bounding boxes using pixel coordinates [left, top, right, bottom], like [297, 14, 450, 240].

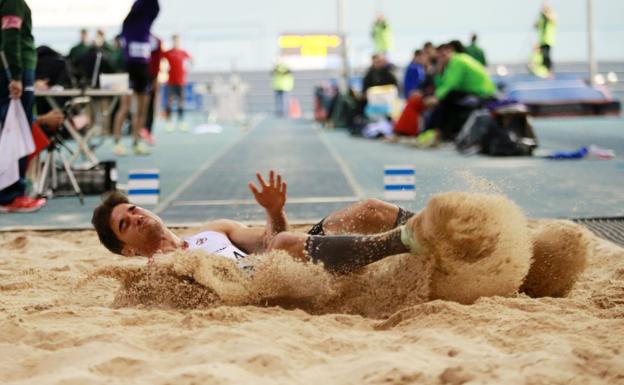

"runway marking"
[153, 115, 266, 214]
[317, 131, 365, 199]
[172, 196, 360, 207]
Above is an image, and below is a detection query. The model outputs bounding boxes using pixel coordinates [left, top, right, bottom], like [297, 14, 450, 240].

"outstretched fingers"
[248, 182, 260, 197]
[256, 172, 268, 188]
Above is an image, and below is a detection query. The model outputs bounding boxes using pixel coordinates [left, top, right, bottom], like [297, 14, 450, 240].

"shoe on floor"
[416, 130, 440, 148]
[133, 142, 151, 155]
[165, 121, 175, 133]
[140, 128, 155, 145]
[113, 143, 127, 156]
[0, 196, 46, 213]
[177, 122, 188, 132]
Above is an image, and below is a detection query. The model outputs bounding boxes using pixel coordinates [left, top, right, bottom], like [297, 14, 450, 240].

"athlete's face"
[110, 203, 166, 257]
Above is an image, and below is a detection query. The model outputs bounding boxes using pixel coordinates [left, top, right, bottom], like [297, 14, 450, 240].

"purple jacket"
[121, 0, 160, 64]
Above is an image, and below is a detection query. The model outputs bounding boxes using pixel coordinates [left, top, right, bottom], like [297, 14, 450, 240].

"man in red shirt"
[163, 34, 192, 132]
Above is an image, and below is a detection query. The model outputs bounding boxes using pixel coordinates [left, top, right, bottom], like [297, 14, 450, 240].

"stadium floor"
[1, 114, 622, 232]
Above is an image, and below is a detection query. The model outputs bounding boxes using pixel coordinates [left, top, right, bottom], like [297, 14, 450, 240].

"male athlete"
[92, 170, 422, 274]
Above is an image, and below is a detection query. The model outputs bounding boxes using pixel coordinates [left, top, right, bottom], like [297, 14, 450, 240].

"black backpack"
[455, 104, 538, 156]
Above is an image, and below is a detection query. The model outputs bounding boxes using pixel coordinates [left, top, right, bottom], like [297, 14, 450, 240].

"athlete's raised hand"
[248, 170, 287, 214]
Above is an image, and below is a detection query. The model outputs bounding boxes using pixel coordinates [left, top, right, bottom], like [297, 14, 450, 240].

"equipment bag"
[55, 160, 117, 196]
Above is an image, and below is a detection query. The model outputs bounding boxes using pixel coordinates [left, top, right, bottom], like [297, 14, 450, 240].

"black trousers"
[428, 91, 474, 140]
[540, 45, 552, 71]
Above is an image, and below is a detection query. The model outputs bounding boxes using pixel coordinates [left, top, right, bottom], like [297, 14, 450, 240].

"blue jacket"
[403, 62, 424, 99]
[121, 0, 160, 64]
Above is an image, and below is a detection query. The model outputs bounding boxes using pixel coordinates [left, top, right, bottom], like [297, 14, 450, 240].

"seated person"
[423, 42, 497, 142]
[361, 54, 398, 112]
[403, 49, 426, 99]
[92, 171, 422, 274]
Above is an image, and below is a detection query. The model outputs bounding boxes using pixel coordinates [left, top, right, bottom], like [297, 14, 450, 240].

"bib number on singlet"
[129, 42, 151, 59]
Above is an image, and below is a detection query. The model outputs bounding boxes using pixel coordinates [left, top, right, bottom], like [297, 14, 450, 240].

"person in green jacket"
[421, 43, 496, 142]
[535, 3, 556, 72]
[464, 33, 487, 66]
[0, 0, 46, 212]
[271, 62, 294, 117]
[371, 13, 393, 54]
[68, 28, 90, 66]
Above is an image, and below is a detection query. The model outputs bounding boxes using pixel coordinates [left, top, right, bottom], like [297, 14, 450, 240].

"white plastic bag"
[0, 99, 35, 189]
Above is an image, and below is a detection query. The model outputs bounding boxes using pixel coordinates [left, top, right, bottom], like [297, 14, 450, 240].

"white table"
[35, 88, 132, 166]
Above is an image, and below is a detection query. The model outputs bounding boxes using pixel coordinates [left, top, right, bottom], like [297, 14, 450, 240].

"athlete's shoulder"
[196, 219, 247, 234]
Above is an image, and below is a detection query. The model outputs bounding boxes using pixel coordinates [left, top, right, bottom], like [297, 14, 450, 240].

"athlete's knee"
[360, 198, 397, 222]
[267, 232, 307, 257]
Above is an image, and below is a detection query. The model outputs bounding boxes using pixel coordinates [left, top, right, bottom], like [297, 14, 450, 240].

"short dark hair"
[414, 49, 423, 56]
[449, 40, 465, 53]
[91, 191, 129, 255]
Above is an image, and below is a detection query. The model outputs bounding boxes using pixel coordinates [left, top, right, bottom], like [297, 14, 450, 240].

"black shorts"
[168, 84, 184, 98]
[126, 62, 150, 94]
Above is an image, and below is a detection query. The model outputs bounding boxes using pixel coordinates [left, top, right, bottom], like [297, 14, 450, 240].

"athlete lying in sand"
[92, 170, 424, 274]
[93, 170, 589, 303]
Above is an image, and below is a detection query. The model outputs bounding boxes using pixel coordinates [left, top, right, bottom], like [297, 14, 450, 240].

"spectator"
[163, 34, 192, 132]
[0, 0, 46, 212]
[95, 29, 115, 57]
[112, 0, 159, 156]
[424, 43, 496, 141]
[535, 3, 556, 72]
[371, 13, 393, 54]
[108, 35, 125, 74]
[403, 49, 426, 99]
[271, 61, 294, 117]
[68, 28, 89, 67]
[34, 45, 73, 119]
[465, 33, 487, 66]
[362, 53, 397, 97]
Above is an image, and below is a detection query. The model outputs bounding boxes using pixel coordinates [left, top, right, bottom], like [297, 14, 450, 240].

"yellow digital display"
[278, 34, 342, 57]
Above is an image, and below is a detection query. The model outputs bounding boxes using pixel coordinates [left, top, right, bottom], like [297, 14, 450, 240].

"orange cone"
[289, 97, 302, 119]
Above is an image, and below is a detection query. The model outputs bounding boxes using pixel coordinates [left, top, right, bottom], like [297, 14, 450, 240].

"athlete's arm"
[197, 171, 288, 254]
[197, 219, 266, 254]
[248, 170, 288, 243]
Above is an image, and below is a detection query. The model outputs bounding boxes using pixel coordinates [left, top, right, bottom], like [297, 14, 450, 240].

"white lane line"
[317, 131, 365, 199]
[172, 196, 360, 207]
[153, 115, 266, 214]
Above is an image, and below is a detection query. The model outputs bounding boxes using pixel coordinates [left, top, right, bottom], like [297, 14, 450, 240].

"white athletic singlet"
[184, 231, 254, 272]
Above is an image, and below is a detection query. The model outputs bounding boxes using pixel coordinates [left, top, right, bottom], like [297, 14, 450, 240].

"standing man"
[112, 0, 159, 156]
[163, 34, 192, 132]
[271, 61, 294, 117]
[371, 13, 393, 55]
[465, 33, 487, 67]
[68, 28, 89, 67]
[535, 3, 556, 73]
[0, 0, 46, 212]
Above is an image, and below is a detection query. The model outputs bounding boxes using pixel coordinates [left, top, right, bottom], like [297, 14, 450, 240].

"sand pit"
[1, 219, 623, 384]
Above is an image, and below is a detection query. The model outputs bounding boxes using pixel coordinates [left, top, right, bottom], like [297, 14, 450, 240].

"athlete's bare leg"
[113, 94, 131, 143]
[321, 198, 403, 235]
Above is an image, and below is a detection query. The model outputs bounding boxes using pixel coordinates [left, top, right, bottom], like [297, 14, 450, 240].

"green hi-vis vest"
[272, 64, 294, 91]
[372, 21, 393, 53]
[536, 14, 556, 47]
